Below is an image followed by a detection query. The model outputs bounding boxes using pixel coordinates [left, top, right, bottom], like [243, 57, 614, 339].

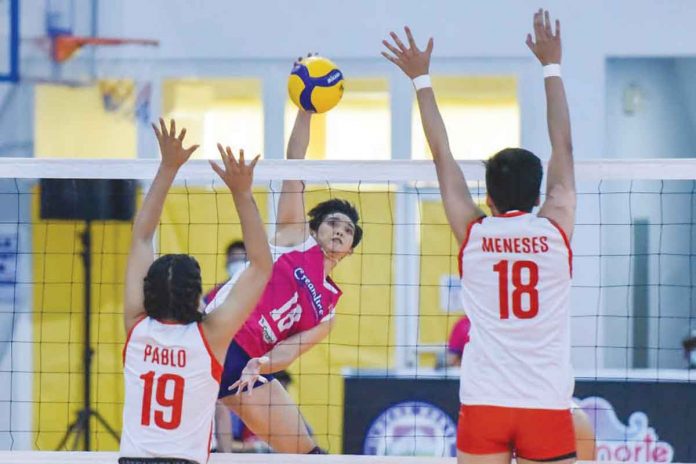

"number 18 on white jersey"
[458, 212, 573, 410]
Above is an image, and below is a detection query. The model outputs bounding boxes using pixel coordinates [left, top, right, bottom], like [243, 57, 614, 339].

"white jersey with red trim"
[458, 211, 573, 410]
[120, 317, 222, 464]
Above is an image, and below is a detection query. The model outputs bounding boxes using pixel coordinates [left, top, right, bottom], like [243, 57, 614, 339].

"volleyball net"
[0, 158, 695, 462]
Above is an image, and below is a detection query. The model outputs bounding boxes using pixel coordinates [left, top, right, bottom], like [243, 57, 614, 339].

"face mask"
[227, 261, 246, 279]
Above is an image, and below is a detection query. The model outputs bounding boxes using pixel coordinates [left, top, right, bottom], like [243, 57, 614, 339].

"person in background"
[446, 316, 471, 367]
[204, 240, 248, 305]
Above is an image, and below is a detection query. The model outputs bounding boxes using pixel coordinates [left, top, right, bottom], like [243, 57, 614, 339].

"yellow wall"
[35, 84, 136, 158]
[417, 198, 492, 367]
[418, 199, 462, 366]
[33, 83, 137, 449]
[412, 76, 519, 160]
[31, 216, 133, 449]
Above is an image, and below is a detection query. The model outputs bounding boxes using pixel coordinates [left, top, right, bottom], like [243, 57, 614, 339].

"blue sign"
[363, 401, 457, 457]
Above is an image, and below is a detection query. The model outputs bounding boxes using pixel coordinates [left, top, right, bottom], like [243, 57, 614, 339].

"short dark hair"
[225, 240, 245, 256]
[308, 199, 363, 248]
[484, 148, 543, 213]
[143, 254, 203, 324]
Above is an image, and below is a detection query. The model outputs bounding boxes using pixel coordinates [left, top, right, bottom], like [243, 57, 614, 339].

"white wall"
[606, 59, 696, 159]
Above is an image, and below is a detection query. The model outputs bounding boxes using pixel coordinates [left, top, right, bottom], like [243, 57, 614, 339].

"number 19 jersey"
[458, 211, 573, 410]
[120, 318, 222, 464]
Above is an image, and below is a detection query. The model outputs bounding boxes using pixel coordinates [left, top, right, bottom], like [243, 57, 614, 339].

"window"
[164, 79, 263, 159]
[412, 76, 519, 160]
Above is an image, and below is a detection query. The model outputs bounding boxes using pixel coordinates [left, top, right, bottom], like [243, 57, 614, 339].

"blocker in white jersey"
[119, 120, 272, 464]
[120, 318, 222, 464]
[458, 211, 573, 409]
[385, 9, 577, 462]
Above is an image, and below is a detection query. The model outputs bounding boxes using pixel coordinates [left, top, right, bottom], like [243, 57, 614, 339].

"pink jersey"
[206, 236, 342, 358]
[447, 316, 471, 354]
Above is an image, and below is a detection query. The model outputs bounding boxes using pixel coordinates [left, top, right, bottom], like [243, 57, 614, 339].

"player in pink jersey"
[446, 316, 471, 367]
[120, 119, 272, 464]
[384, 9, 577, 464]
[207, 101, 363, 454]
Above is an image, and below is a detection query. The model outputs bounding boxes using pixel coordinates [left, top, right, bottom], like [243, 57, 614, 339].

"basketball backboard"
[0, 0, 18, 82]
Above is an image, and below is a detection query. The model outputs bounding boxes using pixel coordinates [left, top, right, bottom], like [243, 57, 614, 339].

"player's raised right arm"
[204, 147, 273, 362]
[274, 105, 312, 247]
[531, 10, 576, 239]
[123, 119, 199, 333]
[382, 27, 484, 245]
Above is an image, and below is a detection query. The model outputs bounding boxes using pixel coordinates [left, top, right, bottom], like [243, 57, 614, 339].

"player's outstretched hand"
[293, 52, 318, 68]
[229, 356, 270, 395]
[525, 9, 561, 65]
[152, 118, 199, 169]
[381, 26, 433, 79]
[210, 144, 260, 195]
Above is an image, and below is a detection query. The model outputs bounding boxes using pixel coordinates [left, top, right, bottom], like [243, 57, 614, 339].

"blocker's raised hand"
[210, 144, 260, 195]
[152, 118, 199, 169]
[525, 9, 562, 65]
[381, 26, 434, 79]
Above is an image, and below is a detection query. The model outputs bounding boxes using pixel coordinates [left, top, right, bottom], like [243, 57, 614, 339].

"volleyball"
[288, 56, 344, 113]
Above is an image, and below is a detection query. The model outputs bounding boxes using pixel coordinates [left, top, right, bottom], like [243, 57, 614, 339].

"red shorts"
[457, 405, 576, 461]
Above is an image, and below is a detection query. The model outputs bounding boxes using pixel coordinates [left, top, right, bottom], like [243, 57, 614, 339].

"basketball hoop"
[98, 79, 134, 112]
[51, 36, 159, 63]
[47, 35, 158, 124]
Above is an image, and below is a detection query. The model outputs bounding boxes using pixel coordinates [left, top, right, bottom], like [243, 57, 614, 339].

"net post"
[80, 221, 92, 450]
[393, 184, 421, 369]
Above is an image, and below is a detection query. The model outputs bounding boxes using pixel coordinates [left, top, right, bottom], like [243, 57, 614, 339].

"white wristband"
[543, 64, 561, 79]
[412, 74, 432, 90]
